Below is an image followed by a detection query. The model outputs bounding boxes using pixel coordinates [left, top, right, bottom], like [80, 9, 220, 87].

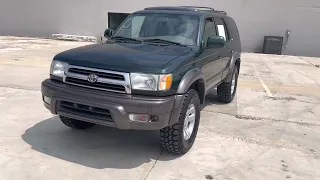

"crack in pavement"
[199, 125, 320, 159]
[0, 85, 40, 92]
[198, 123, 320, 180]
[143, 151, 163, 180]
[202, 111, 320, 127]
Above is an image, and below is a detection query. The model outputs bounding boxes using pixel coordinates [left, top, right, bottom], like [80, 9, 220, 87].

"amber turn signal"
[159, 74, 172, 90]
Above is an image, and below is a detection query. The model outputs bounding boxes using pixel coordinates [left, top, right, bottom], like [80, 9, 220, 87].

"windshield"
[112, 13, 200, 46]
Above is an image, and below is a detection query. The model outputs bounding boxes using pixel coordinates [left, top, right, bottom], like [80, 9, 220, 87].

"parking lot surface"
[1, 37, 320, 180]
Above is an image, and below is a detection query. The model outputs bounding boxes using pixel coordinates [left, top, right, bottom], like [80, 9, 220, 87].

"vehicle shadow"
[21, 116, 178, 169]
[201, 89, 238, 115]
[202, 89, 225, 108]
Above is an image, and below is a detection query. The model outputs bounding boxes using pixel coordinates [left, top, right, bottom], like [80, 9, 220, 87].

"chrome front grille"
[64, 65, 131, 94]
[68, 68, 125, 80]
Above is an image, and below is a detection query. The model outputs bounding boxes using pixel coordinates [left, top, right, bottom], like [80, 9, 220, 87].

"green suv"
[41, 6, 241, 155]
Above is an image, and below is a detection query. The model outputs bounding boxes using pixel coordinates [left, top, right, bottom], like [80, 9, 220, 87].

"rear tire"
[217, 65, 239, 103]
[160, 89, 200, 155]
[60, 116, 94, 130]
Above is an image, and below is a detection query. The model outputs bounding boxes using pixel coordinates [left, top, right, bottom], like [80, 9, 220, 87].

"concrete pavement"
[0, 37, 320, 180]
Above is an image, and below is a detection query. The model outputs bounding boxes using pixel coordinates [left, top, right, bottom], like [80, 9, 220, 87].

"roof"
[141, 6, 227, 16]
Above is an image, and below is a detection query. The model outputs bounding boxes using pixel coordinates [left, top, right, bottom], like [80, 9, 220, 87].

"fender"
[225, 52, 241, 82]
[177, 68, 205, 93]
[177, 68, 206, 103]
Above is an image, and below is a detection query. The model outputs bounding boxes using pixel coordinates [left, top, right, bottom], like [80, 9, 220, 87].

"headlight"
[131, 73, 158, 91]
[50, 60, 68, 77]
[130, 73, 172, 91]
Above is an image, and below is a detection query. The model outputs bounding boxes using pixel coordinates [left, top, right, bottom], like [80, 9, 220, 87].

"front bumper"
[41, 79, 184, 130]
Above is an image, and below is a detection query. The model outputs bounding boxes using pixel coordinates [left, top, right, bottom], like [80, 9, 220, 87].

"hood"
[54, 42, 192, 73]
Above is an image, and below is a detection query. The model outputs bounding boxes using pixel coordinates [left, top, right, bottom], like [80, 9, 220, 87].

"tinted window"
[214, 18, 228, 41]
[113, 13, 200, 46]
[203, 18, 217, 45]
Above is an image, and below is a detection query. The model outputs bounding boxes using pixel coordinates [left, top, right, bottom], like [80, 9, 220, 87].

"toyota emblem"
[87, 74, 98, 83]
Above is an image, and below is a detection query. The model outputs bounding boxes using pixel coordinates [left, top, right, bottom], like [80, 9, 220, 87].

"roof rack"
[180, 6, 215, 11]
[145, 6, 197, 11]
[215, 11, 227, 15]
[182, 6, 227, 15]
[144, 6, 227, 15]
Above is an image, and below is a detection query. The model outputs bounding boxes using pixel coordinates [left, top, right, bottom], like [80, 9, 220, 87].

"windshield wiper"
[110, 36, 142, 43]
[143, 39, 186, 47]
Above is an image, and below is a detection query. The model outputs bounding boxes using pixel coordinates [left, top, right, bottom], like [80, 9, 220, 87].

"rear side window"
[214, 18, 229, 41]
[203, 18, 217, 44]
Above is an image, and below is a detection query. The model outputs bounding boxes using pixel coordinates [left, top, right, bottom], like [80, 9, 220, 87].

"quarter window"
[214, 18, 228, 41]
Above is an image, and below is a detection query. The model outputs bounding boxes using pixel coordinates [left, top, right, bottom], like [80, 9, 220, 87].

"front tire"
[217, 65, 239, 103]
[160, 89, 200, 155]
[60, 116, 94, 130]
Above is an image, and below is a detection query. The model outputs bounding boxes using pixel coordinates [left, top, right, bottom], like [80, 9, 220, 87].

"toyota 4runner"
[41, 6, 241, 155]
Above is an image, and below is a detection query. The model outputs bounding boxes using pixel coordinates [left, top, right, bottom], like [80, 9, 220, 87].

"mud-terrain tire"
[160, 89, 200, 155]
[217, 65, 239, 103]
[60, 116, 94, 130]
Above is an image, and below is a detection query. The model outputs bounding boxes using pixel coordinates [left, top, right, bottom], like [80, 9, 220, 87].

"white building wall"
[0, 0, 320, 57]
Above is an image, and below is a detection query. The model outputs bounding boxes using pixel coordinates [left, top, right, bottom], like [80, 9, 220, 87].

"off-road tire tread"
[160, 89, 199, 155]
[217, 66, 238, 103]
[60, 116, 94, 130]
[217, 82, 232, 103]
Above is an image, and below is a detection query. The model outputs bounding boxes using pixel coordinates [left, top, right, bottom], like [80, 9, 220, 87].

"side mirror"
[207, 36, 226, 49]
[104, 28, 115, 38]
